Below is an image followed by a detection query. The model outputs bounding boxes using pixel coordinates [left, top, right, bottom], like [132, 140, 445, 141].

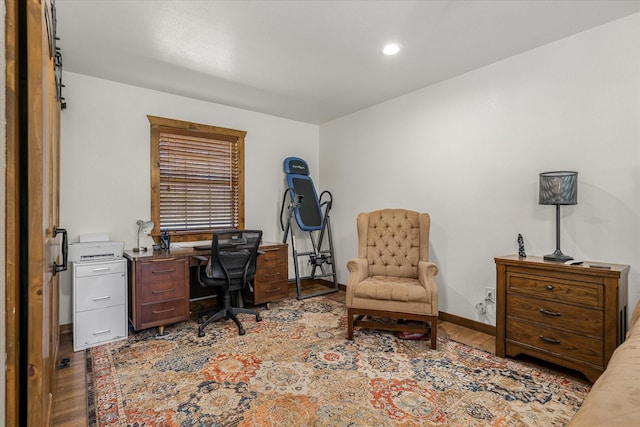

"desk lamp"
[133, 219, 154, 252]
[539, 171, 577, 262]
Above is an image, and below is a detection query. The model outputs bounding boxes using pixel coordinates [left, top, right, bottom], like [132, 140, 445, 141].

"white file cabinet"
[73, 259, 128, 351]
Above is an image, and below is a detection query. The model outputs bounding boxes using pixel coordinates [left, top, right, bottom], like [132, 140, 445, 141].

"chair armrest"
[346, 258, 368, 285]
[418, 260, 439, 310]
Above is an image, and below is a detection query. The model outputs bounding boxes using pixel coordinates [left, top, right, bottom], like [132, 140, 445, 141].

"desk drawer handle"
[92, 295, 111, 302]
[539, 335, 561, 344]
[152, 268, 176, 274]
[152, 307, 176, 314]
[148, 258, 178, 262]
[152, 288, 175, 294]
[539, 309, 561, 316]
[93, 329, 111, 336]
[265, 288, 281, 293]
[264, 273, 280, 278]
[546, 285, 554, 291]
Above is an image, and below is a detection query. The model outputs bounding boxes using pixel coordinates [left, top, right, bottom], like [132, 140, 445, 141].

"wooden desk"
[124, 241, 287, 334]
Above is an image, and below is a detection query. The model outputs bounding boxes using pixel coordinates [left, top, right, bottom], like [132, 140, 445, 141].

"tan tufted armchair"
[346, 209, 439, 349]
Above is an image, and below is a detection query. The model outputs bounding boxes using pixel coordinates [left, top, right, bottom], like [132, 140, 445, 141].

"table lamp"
[539, 171, 578, 262]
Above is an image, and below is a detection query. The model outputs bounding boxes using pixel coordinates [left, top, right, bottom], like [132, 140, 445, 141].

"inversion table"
[280, 157, 339, 299]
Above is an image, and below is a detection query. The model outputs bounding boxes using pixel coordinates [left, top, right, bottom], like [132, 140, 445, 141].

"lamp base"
[543, 249, 573, 262]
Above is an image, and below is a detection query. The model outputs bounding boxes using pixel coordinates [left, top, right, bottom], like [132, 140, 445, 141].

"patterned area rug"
[87, 297, 590, 426]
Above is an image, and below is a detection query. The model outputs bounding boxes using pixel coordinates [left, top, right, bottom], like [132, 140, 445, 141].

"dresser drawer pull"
[92, 295, 111, 302]
[539, 335, 561, 344]
[152, 288, 175, 294]
[152, 307, 176, 314]
[152, 268, 176, 274]
[546, 285, 554, 291]
[539, 309, 561, 317]
[265, 288, 282, 293]
[92, 329, 111, 336]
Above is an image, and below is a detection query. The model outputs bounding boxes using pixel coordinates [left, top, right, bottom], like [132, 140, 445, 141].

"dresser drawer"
[507, 272, 603, 307]
[138, 258, 187, 303]
[140, 300, 189, 327]
[507, 318, 603, 366]
[75, 272, 127, 312]
[507, 294, 603, 337]
[74, 304, 127, 351]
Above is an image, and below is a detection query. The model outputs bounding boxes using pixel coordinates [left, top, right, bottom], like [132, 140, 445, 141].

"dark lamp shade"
[539, 171, 578, 205]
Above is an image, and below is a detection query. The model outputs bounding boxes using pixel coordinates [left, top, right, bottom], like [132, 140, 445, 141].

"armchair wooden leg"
[347, 309, 354, 340]
[430, 317, 437, 349]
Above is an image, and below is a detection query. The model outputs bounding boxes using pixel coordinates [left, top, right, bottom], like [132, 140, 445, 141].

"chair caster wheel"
[256, 314, 262, 322]
[239, 329, 246, 335]
[198, 330, 205, 337]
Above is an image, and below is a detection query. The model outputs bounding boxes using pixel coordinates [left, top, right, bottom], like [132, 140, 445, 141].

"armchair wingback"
[346, 209, 439, 349]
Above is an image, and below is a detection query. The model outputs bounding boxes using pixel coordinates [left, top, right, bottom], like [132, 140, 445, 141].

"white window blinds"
[158, 128, 239, 231]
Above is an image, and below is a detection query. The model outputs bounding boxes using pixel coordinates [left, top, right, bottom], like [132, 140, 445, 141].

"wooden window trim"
[148, 115, 246, 242]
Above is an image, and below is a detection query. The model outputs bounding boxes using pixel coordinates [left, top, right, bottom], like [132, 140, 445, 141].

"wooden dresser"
[125, 241, 288, 333]
[495, 255, 629, 383]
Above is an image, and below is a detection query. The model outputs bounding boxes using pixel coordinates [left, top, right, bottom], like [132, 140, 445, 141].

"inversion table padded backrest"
[283, 157, 323, 231]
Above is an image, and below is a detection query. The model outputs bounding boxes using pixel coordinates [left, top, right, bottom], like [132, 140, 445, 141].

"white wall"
[59, 73, 319, 324]
[320, 14, 640, 326]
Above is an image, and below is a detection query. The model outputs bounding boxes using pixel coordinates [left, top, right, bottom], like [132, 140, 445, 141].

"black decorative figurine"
[517, 234, 526, 258]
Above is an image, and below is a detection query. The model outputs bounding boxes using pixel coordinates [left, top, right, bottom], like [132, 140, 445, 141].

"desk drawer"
[254, 278, 288, 302]
[140, 300, 189, 328]
[258, 246, 287, 268]
[507, 294, 603, 337]
[138, 258, 187, 303]
[507, 273, 602, 307]
[507, 318, 603, 366]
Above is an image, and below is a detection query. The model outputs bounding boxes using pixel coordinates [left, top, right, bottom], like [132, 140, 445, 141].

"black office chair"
[194, 230, 263, 337]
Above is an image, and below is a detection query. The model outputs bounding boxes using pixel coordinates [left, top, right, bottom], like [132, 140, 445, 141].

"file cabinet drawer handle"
[93, 329, 111, 336]
[92, 267, 111, 272]
[92, 295, 111, 302]
[539, 309, 561, 316]
[539, 335, 561, 344]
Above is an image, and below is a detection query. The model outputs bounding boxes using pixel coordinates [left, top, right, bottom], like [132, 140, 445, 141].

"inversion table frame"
[280, 157, 339, 299]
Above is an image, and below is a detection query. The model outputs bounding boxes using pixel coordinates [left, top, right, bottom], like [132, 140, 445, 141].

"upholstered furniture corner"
[567, 299, 640, 426]
[346, 209, 439, 349]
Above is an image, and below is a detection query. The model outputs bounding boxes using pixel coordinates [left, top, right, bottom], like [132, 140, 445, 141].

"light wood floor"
[52, 286, 496, 426]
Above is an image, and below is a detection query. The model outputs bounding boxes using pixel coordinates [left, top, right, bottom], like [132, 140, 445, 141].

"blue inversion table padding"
[284, 157, 324, 231]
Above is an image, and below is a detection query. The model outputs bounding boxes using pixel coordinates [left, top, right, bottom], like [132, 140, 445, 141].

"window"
[148, 116, 245, 242]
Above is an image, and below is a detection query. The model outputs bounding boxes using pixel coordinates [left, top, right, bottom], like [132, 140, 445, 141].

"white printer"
[68, 232, 124, 263]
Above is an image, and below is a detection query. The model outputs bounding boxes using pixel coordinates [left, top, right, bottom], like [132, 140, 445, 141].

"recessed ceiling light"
[381, 43, 401, 56]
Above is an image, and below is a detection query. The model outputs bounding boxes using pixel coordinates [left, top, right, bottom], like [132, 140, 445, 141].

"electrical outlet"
[485, 287, 496, 303]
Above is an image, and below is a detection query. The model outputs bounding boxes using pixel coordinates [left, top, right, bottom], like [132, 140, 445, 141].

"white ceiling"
[55, 1, 640, 124]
